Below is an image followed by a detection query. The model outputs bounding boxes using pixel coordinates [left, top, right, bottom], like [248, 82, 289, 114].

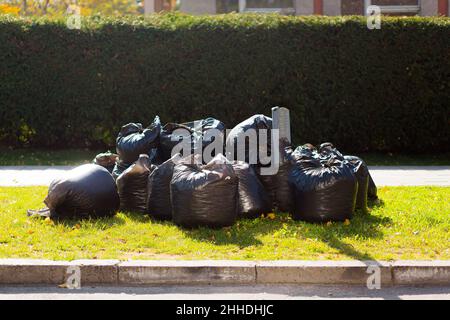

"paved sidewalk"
[0, 285, 449, 300]
[0, 166, 74, 187]
[369, 166, 450, 187]
[0, 166, 449, 187]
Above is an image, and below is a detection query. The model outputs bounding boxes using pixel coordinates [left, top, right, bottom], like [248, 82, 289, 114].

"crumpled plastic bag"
[116, 116, 161, 167]
[159, 117, 225, 162]
[318, 142, 377, 201]
[93, 151, 118, 173]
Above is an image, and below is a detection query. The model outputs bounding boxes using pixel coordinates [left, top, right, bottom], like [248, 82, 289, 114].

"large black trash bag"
[344, 155, 377, 200]
[343, 155, 369, 210]
[146, 154, 180, 221]
[232, 161, 272, 218]
[255, 141, 293, 213]
[273, 161, 293, 213]
[43, 164, 120, 219]
[367, 175, 378, 200]
[226, 114, 272, 165]
[116, 154, 154, 213]
[116, 116, 161, 166]
[255, 167, 275, 208]
[93, 151, 118, 173]
[159, 118, 225, 162]
[171, 154, 238, 228]
[273, 142, 295, 213]
[319, 142, 377, 201]
[289, 146, 358, 222]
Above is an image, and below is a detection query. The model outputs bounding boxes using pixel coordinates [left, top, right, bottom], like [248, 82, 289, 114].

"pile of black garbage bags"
[37, 114, 377, 228]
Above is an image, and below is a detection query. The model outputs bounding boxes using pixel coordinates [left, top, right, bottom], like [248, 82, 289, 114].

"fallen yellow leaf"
[267, 213, 276, 220]
[344, 219, 351, 226]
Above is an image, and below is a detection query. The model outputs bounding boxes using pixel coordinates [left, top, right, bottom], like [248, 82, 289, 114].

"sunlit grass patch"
[0, 186, 448, 261]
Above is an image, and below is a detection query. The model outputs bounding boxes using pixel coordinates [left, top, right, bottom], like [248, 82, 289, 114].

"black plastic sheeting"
[226, 114, 272, 165]
[43, 164, 120, 219]
[146, 154, 179, 221]
[93, 151, 118, 173]
[232, 161, 272, 218]
[289, 146, 357, 222]
[116, 154, 154, 213]
[171, 154, 238, 228]
[116, 116, 161, 166]
[159, 118, 225, 162]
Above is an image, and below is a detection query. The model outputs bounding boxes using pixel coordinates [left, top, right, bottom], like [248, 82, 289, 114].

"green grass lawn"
[0, 148, 449, 166]
[0, 186, 448, 261]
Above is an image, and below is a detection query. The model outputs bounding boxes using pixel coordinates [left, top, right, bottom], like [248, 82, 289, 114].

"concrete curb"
[0, 260, 449, 286]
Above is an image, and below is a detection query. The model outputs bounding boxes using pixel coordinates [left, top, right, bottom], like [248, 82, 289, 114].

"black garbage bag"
[289, 146, 358, 222]
[171, 154, 238, 228]
[226, 114, 272, 165]
[36, 164, 120, 219]
[232, 161, 272, 218]
[116, 116, 161, 165]
[116, 154, 154, 213]
[319, 142, 377, 201]
[255, 167, 275, 208]
[146, 154, 179, 221]
[345, 155, 377, 200]
[367, 176, 378, 200]
[273, 160, 293, 213]
[343, 155, 370, 210]
[255, 142, 293, 213]
[159, 117, 225, 162]
[159, 123, 193, 161]
[93, 151, 118, 173]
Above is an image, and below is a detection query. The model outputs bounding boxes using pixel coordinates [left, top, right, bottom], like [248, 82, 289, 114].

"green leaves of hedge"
[0, 13, 449, 152]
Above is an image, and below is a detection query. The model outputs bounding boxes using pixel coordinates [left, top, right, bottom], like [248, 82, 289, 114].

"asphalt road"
[1, 285, 449, 300]
[0, 166, 449, 187]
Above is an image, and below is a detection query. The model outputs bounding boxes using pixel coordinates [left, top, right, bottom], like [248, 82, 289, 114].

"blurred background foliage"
[0, 0, 145, 16]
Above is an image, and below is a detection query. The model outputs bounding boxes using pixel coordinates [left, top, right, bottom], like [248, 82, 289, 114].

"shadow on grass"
[52, 214, 127, 230]
[181, 217, 285, 248]
[181, 197, 390, 260]
[289, 198, 390, 260]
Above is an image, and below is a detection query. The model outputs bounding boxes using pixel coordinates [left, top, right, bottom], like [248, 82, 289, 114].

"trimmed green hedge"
[0, 13, 449, 153]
